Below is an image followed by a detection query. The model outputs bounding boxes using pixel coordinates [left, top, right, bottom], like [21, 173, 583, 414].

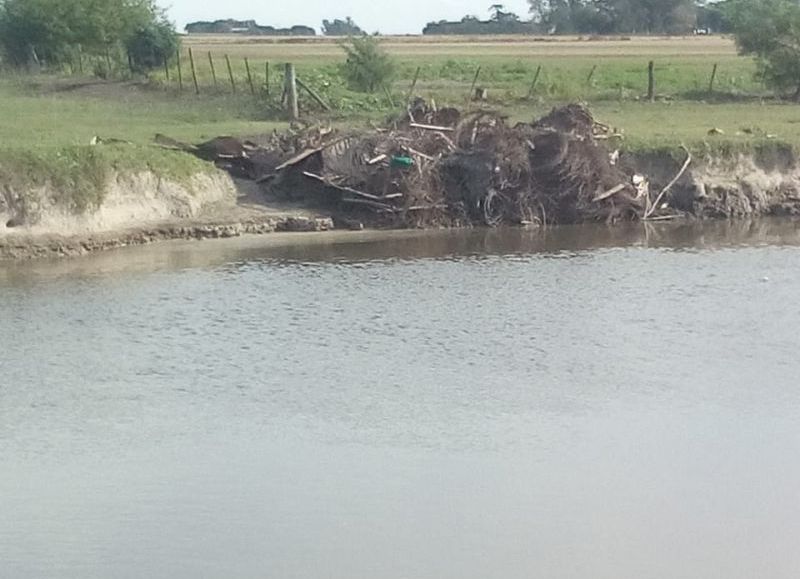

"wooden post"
[105, 47, 113, 78]
[467, 66, 481, 103]
[77, 45, 84, 75]
[528, 65, 542, 98]
[188, 48, 200, 95]
[225, 55, 236, 93]
[708, 63, 718, 95]
[265, 61, 270, 96]
[284, 63, 298, 120]
[127, 51, 134, 75]
[176, 49, 183, 92]
[647, 60, 655, 102]
[405, 66, 421, 106]
[245, 57, 255, 95]
[208, 52, 217, 88]
[163, 55, 170, 83]
[587, 64, 597, 85]
[296, 76, 331, 111]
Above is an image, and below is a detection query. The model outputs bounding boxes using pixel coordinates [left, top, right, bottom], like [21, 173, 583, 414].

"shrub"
[338, 36, 395, 93]
[126, 19, 179, 72]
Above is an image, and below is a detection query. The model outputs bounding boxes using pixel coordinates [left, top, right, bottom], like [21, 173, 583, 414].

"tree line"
[184, 20, 315, 36]
[183, 18, 365, 37]
[424, 1, 732, 35]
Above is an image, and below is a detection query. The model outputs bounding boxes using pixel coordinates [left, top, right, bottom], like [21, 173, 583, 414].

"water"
[2, 222, 800, 579]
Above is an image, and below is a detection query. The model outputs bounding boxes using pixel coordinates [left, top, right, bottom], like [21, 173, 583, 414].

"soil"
[0, 176, 333, 260]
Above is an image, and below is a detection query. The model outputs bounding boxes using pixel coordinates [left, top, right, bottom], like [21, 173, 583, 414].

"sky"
[157, 0, 532, 35]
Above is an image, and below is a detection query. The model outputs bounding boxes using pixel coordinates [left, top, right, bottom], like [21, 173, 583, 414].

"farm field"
[174, 34, 758, 104]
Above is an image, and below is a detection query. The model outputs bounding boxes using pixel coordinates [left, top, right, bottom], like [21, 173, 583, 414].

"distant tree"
[725, 0, 800, 99]
[489, 4, 506, 20]
[423, 11, 530, 34]
[339, 35, 395, 92]
[289, 25, 316, 36]
[696, 0, 732, 32]
[322, 17, 364, 36]
[527, 0, 697, 34]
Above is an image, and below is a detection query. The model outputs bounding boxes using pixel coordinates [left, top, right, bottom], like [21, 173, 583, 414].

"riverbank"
[3, 74, 800, 260]
[0, 168, 333, 259]
[3, 131, 800, 260]
[3, 146, 800, 260]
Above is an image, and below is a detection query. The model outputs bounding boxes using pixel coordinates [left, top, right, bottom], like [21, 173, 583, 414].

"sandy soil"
[0, 177, 334, 260]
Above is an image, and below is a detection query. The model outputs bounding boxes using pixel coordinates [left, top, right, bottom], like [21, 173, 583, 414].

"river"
[2, 221, 800, 579]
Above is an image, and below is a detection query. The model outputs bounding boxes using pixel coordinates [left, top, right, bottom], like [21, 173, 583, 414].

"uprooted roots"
[178, 103, 644, 227]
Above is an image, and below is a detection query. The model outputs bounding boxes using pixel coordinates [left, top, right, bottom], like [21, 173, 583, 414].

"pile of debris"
[159, 103, 650, 228]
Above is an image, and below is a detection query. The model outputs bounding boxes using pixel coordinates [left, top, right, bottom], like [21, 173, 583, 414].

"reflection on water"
[1, 220, 800, 579]
[2, 219, 800, 283]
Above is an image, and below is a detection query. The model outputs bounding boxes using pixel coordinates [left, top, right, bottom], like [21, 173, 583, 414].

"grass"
[3, 35, 800, 216]
[0, 76, 268, 215]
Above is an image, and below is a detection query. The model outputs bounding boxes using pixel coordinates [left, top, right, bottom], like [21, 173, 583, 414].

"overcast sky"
[158, 0, 532, 35]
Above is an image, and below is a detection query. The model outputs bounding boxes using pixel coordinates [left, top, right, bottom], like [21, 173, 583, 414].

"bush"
[126, 19, 179, 72]
[338, 36, 395, 93]
[726, 0, 800, 98]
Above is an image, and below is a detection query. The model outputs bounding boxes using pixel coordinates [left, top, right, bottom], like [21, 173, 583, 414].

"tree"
[489, 4, 506, 21]
[725, 0, 800, 98]
[322, 17, 364, 36]
[0, 0, 177, 70]
[526, 0, 697, 34]
[339, 36, 395, 92]
[126, 18, 179, 72]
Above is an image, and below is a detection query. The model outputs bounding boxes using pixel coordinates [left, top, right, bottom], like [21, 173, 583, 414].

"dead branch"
[644, 146, 692, 220]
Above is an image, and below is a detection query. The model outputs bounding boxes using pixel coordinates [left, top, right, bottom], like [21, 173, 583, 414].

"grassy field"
[1, 35, 800, 168]
[168, 35, 760, 108]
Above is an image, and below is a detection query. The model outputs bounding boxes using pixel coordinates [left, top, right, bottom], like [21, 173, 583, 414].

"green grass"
[162, 53, 763, 113]
[0, 76, 285, 147]
[0, 76, 271, 216]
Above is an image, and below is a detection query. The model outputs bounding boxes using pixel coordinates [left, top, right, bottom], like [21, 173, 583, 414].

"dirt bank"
[0, 171, 332, 260]
[627, 145, 800, 219]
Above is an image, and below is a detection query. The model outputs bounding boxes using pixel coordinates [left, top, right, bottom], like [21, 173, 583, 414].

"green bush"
[126, 19, 179, 72]
[338, 36, 395, 93]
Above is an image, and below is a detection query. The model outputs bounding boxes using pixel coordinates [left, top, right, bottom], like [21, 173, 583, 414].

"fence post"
[285, 63, 298, 120]
[296, 76, 331, 111]
[163, 55, 170, 84]
[647, 60, 655, 102]
[245, 57, 255, 95]
[467, 66, 481, 103]
[225, 55, 236, 93]
[105, 47, 113, 78]
[528, 65, 542, 99]
[176, 50, 183, 92]
[208, 52, 217, 88]
[77, 45, 84, 75]
[708, 63, 718, 95]
[587, 64, 597, 85]
[265, 62, 270, 96]
[188, 48, 200, 95]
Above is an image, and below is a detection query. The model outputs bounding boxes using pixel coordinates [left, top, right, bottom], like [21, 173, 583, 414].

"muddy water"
[2, 221, 800, 579]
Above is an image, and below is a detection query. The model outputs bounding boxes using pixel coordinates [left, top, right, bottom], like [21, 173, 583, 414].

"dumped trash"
[159, 103, 650, 227]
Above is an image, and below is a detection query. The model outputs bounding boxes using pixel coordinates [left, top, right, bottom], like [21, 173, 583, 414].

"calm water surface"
[2, 222, 800, 579]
